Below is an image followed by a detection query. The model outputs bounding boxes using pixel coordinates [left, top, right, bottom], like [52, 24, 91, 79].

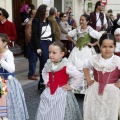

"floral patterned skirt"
[7, 77, 29, 120]
[64, 91, 82, 120]
[84, 82, 120, 120]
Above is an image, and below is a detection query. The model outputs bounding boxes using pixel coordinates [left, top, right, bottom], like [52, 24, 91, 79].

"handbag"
[8, 41, 22, 55]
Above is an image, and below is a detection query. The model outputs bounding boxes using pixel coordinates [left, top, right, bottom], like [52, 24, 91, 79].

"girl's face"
[79, 16, 89, 28]
[115, 34, 120, 42]
[45, 7, 49, 18]
[99, 39, 115, 59]
[49, 45, 64, 64]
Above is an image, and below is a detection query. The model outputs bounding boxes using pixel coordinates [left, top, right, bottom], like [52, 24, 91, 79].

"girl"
[36, 41, 82, 120]
[114, 28, 120, 56]
[0, 33, 29, 120]
[83, 33, 120, 120]
[66, 14, 102, 94]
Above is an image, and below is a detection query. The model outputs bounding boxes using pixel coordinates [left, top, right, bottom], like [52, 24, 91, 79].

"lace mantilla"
[44, 58, 71, 72]
[90, 54, 120, 73]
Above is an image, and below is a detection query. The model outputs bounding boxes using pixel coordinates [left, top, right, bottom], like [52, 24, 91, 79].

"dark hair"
[107, 9, 113, 13]
[99, 33, 116, 46]
[117, 13, 120, 19]
[0, 33, 10, 45]
[29, 4, 35, 10]
[59, 12, 65, 20]
[0, 7, 9, 19]
[35, 4, 47, 22]
[28, 10, 32, 18]
[50, 41, 67, 57]
[94, 1, 101, 11]
[81, 14, 90, 22]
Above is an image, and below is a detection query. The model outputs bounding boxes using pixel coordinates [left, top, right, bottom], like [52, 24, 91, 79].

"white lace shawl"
[89, 54, 120, 73]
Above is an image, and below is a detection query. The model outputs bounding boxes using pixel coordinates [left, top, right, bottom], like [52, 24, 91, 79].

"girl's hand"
[86, 42, 93, 47]
[37, 49, 42, 56]
[87, 80, 94, 86]
[114, 82, 120, 88]
[62, 84, 73, 91]
[73, 41, 77, 46]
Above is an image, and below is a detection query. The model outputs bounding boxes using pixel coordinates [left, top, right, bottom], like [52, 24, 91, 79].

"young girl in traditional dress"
[0, 33, 29, 120]
[36, 41, 82, 120]
[83, 33, 120, 120]
[114, 28, 120, 56]
[66, 14, 102, 94]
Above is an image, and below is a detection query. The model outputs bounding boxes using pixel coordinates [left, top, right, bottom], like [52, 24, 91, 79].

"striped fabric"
[0, 95, 7, 117]
[36, 87, 67, 120]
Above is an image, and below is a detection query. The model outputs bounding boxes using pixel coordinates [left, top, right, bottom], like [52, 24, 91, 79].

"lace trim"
[90, 55, 120, 73]
[44, 58, 71, 72]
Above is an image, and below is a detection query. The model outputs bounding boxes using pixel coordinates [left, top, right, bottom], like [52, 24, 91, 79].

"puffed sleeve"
[42, 67, 49, 84]
[66, 64, 83, 90]
[88, 26, 102, 40]
[1, 50, 15, 73]
[117, 18, 120, 26]
[83, 59, 93, 69]
[68, 28, 77, 37]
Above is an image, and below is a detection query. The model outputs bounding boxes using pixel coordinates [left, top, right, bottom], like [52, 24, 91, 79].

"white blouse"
[42, 63, 83, 90]
[68, 26, 102, 40]
[115, 42, 120, 52]
[0, 49, 15, 73]
[84, 54, 120, 73]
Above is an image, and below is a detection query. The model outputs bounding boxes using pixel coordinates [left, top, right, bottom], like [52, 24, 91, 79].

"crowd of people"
[0, 0, 120, 120]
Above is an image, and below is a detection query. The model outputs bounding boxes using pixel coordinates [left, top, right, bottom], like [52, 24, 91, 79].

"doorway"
[54, 0, 62, 12]
[12, 0, 32, 48]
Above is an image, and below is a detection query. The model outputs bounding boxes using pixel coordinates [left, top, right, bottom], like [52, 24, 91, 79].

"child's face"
[99, 39, 115, 59]
[79, 16, 89, 28]
[115, 34, 120, 42]
[0, 38, 6, 49]
[49, 45, 64, 63]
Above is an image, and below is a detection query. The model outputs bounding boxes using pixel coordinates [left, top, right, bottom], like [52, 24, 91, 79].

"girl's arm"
[89, 26, 102, 40]
[42, 67, 49, 85]
[65, 65, 83, 90]
[1, 51, 15, 73]
[87, 40, 99, 47]
[83, 68, 94, 86]
[66, 35, 77, 46]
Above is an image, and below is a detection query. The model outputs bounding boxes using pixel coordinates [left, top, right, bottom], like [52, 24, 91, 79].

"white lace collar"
[44, 58, 71, 72]
[90, 54, 120, 73]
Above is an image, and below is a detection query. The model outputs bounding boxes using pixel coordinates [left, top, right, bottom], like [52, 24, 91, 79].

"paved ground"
[14, 54, 84, 120]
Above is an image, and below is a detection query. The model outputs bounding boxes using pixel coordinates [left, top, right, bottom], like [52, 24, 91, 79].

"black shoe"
[38, 81, 45, 92]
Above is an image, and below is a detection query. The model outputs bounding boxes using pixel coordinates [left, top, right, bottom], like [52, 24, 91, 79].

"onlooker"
[106, 9, 114, 34]
[48, 7, 60, 41]
[114, 28, 120, 56]
[89, 1, 107, 31]
[25, 9, 39, 80]
[0, 7, 17, 47]
[59, 12, 72, 57]
[68, 12, 77, 29]
[30, 4, 54, 90]
[55, 12, 60, 24]
[67, 12, 77, 51]
[20, 0, 29, 58]
[113, 13, 120, 33]
[29, 3, 35, 11]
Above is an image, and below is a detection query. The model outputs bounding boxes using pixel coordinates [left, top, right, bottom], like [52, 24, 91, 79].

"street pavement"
[14, 54, 84, 120]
